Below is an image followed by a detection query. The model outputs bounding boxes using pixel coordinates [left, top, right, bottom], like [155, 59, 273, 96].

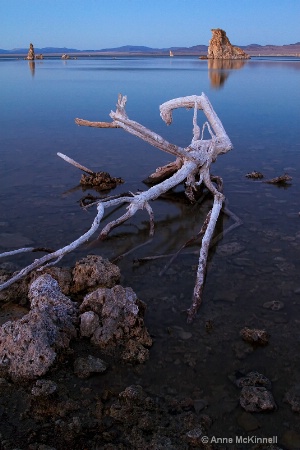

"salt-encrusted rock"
[72, 254, 120, 293]
[73, 355, 107, 378]
[26, 43, 35, 60]
[79, 285, 152, 363]
[240, 327, 269, 346]
[31, 379, 58, 397]
[208, 28, 250, 60]
[0, 274, 77, 381]
[240, 386, 276, 412]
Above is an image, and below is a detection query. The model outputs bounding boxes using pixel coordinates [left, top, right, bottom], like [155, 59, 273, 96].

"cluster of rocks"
[0, 254, 152, 382]
[101, 384, 214, 449]
[208, 28, 250, 60]
[235, 371, 277, 413]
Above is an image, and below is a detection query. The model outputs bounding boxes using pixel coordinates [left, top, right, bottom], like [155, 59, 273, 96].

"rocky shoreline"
[1, 252, 300, 448]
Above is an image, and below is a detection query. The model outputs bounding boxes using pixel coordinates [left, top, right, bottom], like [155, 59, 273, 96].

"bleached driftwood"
[0, 93, 232, 321]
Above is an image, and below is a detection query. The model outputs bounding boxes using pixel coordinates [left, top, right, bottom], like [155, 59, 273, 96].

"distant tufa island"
[1, 38, 300, 57]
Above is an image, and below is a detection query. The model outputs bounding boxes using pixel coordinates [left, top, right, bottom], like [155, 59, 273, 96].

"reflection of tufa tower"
[26, 43, 35, 60]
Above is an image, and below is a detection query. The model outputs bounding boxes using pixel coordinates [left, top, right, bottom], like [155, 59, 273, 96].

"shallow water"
[1, 55, 300, 445]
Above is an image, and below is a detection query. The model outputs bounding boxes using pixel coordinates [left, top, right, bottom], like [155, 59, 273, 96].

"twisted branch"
[0, 93, 233, 321]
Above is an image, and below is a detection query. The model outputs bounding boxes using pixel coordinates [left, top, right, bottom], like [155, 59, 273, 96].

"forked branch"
[0, 93, 233, 321]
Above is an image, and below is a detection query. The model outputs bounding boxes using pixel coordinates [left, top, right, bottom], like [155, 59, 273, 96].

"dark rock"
[73, 355, 107, 378]
[240, 386, 276, 412]
[284, 385, 300, 412]
[72, 255, 120, 293]
[263, 300, 284, 311]
[236, 371, 272, 390]
[80, 171, 123, 190]
[240, 327, 269, 346]
[31, 379, 58, 397]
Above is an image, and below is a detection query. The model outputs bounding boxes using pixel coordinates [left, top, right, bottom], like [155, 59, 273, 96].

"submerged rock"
[240, 327, 269, 346]
[73, 355, 107, 378]
[284, 384, 300, 412]
[240, 386, 276, 412]
[263, 300, 284, 311]
[0, 274, 77, 381]
[31, 379, 58, 397]
[235, 371, 272, 390]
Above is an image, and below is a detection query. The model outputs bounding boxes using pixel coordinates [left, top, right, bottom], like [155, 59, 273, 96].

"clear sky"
[1, 0, 299, 50]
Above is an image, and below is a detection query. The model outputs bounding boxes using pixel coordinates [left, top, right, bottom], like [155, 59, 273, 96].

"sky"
[1, 0, 299, 50]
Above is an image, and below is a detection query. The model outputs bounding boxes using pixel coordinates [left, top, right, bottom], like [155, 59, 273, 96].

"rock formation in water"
[26, 43, 35, 60]
[208, 28, 250, 60]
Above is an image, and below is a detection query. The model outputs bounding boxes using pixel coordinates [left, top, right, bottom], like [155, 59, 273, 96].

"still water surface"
[1, 56, 300, 441]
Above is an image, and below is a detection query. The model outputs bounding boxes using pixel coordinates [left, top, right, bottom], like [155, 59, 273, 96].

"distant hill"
[1, 42, 300, 56]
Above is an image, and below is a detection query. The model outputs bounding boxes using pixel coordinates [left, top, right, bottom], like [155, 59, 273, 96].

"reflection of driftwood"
[157, 204, 242, 275]
[0, 93, 233, 322]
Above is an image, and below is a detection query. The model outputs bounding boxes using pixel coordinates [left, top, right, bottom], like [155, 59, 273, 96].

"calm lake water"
[1, 56, 300, 444]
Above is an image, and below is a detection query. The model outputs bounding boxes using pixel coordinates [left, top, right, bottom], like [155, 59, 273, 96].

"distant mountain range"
[1, 42, 300, 56]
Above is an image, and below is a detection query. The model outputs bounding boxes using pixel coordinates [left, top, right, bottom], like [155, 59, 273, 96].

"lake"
[1, 55, 300, 446]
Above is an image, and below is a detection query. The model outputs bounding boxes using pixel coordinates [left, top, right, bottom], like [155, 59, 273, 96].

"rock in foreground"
[80, 285, 152, 363]
[0, 274, 77, 381]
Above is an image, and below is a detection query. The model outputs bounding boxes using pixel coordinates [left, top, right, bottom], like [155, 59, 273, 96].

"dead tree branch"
[0, 93, 233, 321]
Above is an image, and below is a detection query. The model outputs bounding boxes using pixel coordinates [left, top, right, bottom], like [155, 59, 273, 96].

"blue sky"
[1, 0, 299, 50]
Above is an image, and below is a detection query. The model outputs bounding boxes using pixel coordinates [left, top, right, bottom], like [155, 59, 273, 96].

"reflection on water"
[28, 60, 35, 77]
[208, 59, 246, 89]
